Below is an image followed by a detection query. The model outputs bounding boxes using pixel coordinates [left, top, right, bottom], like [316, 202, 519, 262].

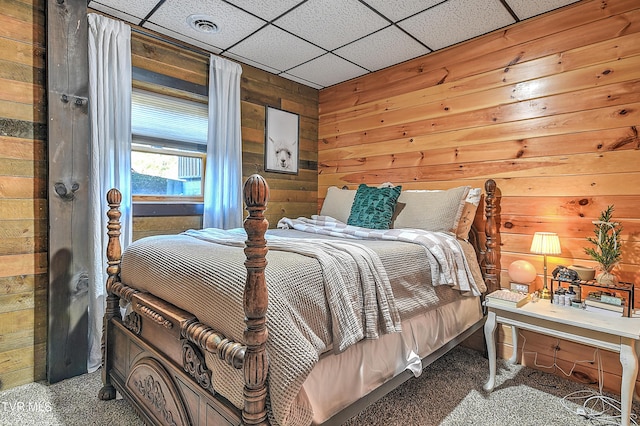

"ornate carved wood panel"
[126, 357, 190, 426]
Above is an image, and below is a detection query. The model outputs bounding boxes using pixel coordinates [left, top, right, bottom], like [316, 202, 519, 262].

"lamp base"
[540, 286, 551, 300]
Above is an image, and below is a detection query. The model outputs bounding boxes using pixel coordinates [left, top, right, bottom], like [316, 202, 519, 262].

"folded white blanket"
[277, 215, 482, 296]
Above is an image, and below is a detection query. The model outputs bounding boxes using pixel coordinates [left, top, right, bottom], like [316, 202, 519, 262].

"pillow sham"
[347, 184, 402, 229]
[392, 186, 470, 233]
[455, 187, 482, 240]
[320, 186, 357, 223]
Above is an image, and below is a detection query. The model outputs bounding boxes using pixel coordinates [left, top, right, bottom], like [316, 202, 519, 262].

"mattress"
[304, 295, 482, 424]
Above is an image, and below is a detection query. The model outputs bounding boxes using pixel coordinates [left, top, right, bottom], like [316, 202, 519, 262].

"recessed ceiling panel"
[228, 25, 326, 72]
[225, 0, 305, 22]
[399, 0, 515, 51]
[506, 0, 580, 20]
[362, 0, 443, 22]
[274, 0, 389, 50]
[287, 53, 368, 88]
[88, 0, 159, 23]
[145, 0, 266, 51]
[334, 26, 430, 72]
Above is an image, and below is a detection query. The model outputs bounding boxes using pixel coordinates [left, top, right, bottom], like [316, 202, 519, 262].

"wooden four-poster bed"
[98, 174, 500, 426]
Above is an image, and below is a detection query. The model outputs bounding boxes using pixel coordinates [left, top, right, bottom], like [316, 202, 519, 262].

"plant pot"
[596, 271, 618, 285]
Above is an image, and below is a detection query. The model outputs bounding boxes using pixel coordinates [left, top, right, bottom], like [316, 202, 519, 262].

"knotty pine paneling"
[131, 30, 319, 229]
[0, 0, 46, 390]
[319, 0, 640, 392]
[319, 0, 640, 285]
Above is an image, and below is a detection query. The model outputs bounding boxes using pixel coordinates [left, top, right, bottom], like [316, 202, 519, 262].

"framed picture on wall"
[264, 106, 299, 175]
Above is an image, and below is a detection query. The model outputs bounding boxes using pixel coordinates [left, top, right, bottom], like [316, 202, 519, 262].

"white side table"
[483, 299, 640, 426]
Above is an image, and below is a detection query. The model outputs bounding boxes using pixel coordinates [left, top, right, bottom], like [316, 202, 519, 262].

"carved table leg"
[636, 340, 640, 401]
[507, 325, 518, 364]
[619, 337, 638, 426]
[483, 310, 497, 392]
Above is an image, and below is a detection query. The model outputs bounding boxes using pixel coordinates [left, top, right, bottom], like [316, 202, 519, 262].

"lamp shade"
[530, 232, 561, 255]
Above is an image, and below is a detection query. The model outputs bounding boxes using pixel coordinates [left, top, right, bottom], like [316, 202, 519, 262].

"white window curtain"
[87, 13, 132, 372]
[203, 55, 243, 229]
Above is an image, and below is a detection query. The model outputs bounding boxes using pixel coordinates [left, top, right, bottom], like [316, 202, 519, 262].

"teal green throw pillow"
[347, 184, 402, 229]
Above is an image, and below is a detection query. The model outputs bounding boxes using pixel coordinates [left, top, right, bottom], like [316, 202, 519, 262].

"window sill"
[133, 202, 203, 217]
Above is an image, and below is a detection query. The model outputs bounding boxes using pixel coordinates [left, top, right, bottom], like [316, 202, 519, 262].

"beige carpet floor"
[1, 346, 637, 425]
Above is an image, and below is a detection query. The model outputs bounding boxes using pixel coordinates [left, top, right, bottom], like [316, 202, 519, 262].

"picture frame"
[264, 106, 299, 175]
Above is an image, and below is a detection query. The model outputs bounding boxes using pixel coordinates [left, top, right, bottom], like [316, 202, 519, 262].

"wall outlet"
[510, 282, 530, 293]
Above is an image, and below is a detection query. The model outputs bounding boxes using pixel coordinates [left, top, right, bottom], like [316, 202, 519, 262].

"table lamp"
[530, 232, 561, 299]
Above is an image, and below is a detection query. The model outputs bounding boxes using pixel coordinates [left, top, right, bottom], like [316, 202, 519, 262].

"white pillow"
[319, 186, 356, 223]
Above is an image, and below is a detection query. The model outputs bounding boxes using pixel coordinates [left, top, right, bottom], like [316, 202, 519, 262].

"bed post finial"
[99, 188, 123, 401]
[242, 174, 270, 426]
[484, 179, 500, 293]
[106, 188, 123, 282]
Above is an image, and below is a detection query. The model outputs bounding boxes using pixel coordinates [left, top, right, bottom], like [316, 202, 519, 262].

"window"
[131, 88, 207, 201]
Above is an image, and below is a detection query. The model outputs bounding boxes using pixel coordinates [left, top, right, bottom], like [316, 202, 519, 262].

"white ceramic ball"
[508, 260, 536, 283]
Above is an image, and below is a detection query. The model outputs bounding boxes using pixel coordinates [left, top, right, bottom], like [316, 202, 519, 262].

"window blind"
[131, 88, 208, 152]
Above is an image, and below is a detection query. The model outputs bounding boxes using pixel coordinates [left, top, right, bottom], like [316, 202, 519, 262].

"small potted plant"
[584, 205, 622, 285]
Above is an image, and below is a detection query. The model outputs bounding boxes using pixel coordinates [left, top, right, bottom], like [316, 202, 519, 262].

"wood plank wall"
[241, 64, 319, 226]
[318, 0, 640, 396]
[130, 30, 318, 239]
[0, 0, 47, 390]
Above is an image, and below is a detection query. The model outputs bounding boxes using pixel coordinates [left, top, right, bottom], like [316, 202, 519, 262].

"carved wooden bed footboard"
[98, 175, 500, 426]
[99, 176, 270, 425]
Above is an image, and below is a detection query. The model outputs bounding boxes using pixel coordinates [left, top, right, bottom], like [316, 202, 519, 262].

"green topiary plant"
[584, 205, 622, 284]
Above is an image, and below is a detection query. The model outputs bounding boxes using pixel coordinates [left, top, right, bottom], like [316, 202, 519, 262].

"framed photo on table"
[264, 106, 299, 175]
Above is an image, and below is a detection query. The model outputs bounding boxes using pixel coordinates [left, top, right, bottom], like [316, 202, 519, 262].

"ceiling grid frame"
[88, 0, 582, 88]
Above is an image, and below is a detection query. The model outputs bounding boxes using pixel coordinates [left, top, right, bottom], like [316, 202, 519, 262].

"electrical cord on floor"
[564, 390, 638, 425]
[520, 332, 638, 425]
[519, 332, 598, 377]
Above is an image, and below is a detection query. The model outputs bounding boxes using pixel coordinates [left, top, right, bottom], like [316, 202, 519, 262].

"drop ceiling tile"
[228, 24, 326, 72]
[279, 73, 324, 90]
[334, 26, 430, 72]
[362, 0, 443, 22]
[143, 22, 223, 54]
[145, 0, 266, 51]
[287, 53, 368, 88]
[225, 0, 305, 22]
[399, 0, 515, 51]
[506, 0, 580, 20]
[222, 51, 281, 75]
[274, 0, 389, 51]
[88, 0, 159, 22]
